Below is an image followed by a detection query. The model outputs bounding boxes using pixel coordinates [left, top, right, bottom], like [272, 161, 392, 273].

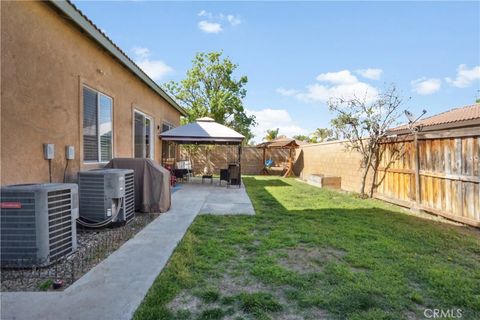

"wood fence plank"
[440, 178, 446, 211]
[375, 134, 479, 226]
[425, 140, 432, 171]
[465, 182, 475, 219]
[400, 172, 405, 201]
[474, 137, 480, 177]
[476, 137, 480, 220]
[444, 139, 452, 212]
[475, 183, 480, 221]
[415, 135, 422, 204]
[455, 138, 464, 217]
[451, 180, 459, 215]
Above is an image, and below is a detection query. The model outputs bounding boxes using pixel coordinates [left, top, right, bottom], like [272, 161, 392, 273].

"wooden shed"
[374, 103, 480, 227]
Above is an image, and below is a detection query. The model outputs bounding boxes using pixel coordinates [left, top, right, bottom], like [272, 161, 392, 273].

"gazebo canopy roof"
[256, 137, 306, 149]
[160, 117, 244, 145]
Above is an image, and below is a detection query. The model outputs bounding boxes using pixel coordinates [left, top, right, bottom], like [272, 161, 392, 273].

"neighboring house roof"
[48, 0, 187, 117]
[160, 117, 245, 144]
[388, 103, 480, 135]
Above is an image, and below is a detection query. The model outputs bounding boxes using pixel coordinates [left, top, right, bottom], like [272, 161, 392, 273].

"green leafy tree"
[164, 51, 256, 142]
[293, 134, 310, 142]
[329, 86, 405, 198]
[264, 128, 280, 141]
[312, 128, 336, 143]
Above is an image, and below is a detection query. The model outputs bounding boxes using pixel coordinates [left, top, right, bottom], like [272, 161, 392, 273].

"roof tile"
[390, 103, 480, 132]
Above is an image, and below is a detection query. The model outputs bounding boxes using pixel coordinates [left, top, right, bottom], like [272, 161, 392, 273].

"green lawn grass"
[134, 176, 480, 320]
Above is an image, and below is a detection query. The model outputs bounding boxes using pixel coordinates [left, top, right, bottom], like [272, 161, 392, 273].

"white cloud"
[198, 20, 223, 33]
[278, 69, 379, 104]
[197, 10, 212, 18]
[356, 68, 383, 80]
[411, 77, 441, 95]
[132, 47, 150, 60]
[196, 10, 241, 33]
[246, 108, 308, 143]
[297, 82, 378, 103]
[132, 47, 173, 81]
[445, 64, 480, 88]
[316, 70, 358, 84]
[227, 14, 242, 26]
[276, 88, 299, 96]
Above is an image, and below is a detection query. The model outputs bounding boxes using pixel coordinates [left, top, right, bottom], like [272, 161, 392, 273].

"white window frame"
[82, 85, 114, 164]
[133, 109, 155, 160]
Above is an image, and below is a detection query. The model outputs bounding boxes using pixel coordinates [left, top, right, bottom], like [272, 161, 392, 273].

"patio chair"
[219, 168, 229, 186]
[227, 163, 241, 188]
[175, 160, 193, 181]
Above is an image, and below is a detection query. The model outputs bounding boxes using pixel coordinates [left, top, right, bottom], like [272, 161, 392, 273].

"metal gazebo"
[160, 117, 244, 186]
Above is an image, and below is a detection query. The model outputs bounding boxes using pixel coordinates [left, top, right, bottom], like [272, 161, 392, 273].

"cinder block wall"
[294, 141, 373, 193]
[179, 146, 289, 175]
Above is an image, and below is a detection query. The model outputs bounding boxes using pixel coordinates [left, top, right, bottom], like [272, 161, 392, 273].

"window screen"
[83, 87, 113, 162]
[83, 87, 99, 161]
[99, 94, 113, 162]
[134, 112, 146, 158]
[134, 111, 154, 159]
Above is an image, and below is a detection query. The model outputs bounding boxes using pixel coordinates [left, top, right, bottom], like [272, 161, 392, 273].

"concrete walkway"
[1, 183, 254, 320]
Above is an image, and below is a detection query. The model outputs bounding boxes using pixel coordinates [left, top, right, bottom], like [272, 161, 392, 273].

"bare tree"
[328, 86, 406, 198]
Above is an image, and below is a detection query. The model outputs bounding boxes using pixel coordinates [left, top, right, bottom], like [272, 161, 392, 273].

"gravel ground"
[1, 212, 160, 292]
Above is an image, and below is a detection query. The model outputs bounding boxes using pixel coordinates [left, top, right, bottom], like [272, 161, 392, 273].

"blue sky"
[74, 1, 480, 142]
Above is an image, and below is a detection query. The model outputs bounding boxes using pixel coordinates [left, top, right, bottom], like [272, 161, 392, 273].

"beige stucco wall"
[1, 1, 181, 185]
[294, 141, 374, 193]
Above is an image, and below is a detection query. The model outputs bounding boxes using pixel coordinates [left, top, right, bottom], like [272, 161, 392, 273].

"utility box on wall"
[43, 143, 55, 160]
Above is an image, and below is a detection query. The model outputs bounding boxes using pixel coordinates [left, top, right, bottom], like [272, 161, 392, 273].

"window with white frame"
[134, 110, 154, 159]
[83, 86, 113, 162]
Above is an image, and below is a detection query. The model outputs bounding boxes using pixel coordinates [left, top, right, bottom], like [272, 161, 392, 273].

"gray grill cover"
[104, 158, 171, 213]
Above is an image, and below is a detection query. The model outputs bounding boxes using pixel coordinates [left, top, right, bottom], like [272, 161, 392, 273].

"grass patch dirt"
[134, 177, 480, 320]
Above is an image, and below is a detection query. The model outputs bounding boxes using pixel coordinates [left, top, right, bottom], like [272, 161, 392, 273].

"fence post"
[414, 132, 421, 208]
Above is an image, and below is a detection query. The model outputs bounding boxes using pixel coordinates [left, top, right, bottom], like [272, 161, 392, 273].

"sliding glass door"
[134, 110, 154, 159]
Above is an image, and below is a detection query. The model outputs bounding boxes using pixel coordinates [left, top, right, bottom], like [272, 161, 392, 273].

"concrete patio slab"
[1, 182, 254, 320]
[199, 183, 255, 215]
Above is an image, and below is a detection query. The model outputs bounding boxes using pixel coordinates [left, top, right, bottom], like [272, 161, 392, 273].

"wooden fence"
[374, 127, 480, 227]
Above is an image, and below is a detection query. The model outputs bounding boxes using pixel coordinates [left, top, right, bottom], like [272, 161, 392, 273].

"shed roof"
[256, 137, 306, 149]
[48, 0, 187, 117]
[160, 117, 245, 144]
[389, 103, 480, 135]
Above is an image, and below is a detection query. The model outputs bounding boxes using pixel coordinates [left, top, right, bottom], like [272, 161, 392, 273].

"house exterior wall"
[1, 1, 181, 185]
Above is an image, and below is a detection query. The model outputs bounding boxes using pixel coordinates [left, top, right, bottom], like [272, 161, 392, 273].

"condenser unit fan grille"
[47, 189, 73, 261]
[0, 192, 36, 264]
[125, 172, 135, 221]
[78, 175, 105, 222]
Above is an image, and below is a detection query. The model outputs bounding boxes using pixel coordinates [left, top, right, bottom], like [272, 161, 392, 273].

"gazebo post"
[238, 144, 242, 164]
[283, 147, 294, 178]
[261, 148, 266, 175]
